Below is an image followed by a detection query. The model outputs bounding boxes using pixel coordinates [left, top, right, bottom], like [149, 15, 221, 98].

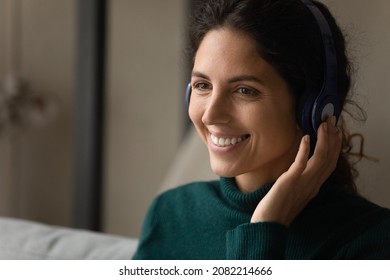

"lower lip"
[209, 136, 249, 153]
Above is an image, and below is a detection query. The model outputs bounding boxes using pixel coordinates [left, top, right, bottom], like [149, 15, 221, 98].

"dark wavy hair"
[188, 0, 364, 194]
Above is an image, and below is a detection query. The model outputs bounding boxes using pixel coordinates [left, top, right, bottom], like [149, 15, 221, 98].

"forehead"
[193, 28, 284, 87]
[194, 28, 261, 70]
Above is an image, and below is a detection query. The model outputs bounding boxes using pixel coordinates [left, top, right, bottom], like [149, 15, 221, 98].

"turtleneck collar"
[220, 177, 274, 213]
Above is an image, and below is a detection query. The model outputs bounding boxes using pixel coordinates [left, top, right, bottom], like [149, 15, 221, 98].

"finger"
[324, 116, 342, 174]
[314, 116, 342, 182]
[289, 135, 310, 175]
[307, 121, 329, 171]
[328, 116, 342, 149]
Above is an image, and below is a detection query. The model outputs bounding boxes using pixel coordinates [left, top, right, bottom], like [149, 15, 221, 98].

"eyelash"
[235, 87, 259, 96]
[193, 82, 211, 92]
[192, 82, 260, 97]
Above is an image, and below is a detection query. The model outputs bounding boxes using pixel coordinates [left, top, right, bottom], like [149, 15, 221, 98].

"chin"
[210, 161, 241, 178]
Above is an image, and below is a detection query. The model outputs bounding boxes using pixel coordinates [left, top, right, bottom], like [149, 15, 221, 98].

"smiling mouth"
[210, 134, 250, 147]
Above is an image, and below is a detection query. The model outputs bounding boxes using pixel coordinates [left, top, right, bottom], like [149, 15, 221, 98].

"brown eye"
[194, 82, 211, 91]
[237, 87, 258, 96]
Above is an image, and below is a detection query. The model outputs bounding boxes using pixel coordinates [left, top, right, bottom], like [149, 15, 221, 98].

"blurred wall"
[0, 0, 186, 237]
[0, 0, 389, 240]
[0, 0, 10, 214]
[102, 0, 186, 237]
[321, 0, 390, 206]
[0, 0, 75, 226]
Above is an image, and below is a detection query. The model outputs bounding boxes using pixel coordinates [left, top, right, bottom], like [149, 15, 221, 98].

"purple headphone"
[185, 0, 340, 141]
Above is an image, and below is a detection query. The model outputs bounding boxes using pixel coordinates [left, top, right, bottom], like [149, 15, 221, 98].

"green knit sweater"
[133, 177, 390, 259]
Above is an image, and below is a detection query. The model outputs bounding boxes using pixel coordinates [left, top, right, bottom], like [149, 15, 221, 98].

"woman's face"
[189, 28, 303, 191]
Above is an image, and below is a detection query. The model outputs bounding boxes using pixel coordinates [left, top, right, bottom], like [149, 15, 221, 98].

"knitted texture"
[133, 177, 390, 259]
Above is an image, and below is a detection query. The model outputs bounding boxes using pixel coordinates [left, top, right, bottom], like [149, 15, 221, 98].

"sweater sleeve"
[226, 222, 287, 259]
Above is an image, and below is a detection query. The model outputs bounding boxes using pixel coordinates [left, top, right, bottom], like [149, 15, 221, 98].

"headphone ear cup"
[313, 93, 339, 127]
[185, 83, 192, 110]
[302, 88, 340, 144]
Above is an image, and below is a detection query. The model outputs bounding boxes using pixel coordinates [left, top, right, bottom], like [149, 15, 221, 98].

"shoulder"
[309, 181, 390, 215]
[336, 207, 390, 259]
[298, 180, 390, 235]
[295, 182, 390, 258]
[317, 181, 390, 235]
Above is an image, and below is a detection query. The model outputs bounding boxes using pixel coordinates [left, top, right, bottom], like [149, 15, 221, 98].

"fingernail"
[305, 135, 310, 144]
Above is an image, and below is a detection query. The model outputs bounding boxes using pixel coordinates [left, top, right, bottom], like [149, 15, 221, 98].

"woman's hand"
[250, 116, 342, 226]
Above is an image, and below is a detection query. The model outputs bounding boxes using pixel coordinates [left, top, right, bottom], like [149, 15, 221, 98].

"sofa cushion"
[0, 217, 138, 259]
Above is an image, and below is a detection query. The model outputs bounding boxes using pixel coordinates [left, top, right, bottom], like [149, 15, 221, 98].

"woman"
[133, 0, 390, 259]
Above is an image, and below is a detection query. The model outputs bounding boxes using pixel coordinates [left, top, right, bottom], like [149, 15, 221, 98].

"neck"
[235, 169, 279, 193]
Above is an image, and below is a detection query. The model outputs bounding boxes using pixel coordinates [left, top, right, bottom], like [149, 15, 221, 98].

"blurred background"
[0, 0, 389, 239]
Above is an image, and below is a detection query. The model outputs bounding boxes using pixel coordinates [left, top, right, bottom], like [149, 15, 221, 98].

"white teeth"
[210, 134, 248, 147]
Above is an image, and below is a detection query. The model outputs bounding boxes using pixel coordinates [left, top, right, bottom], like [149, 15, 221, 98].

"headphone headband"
[301, 0, 340, 139]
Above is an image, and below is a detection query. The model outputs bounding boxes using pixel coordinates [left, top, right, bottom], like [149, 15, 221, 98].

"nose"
[201, 87, 231, 126]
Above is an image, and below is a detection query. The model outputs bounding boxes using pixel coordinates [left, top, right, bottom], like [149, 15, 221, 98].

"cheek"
[188, 99, 203, 126]
[248, 105, 299, 140]
[188, 102, 197, 124]
[188, 101, 210, 145]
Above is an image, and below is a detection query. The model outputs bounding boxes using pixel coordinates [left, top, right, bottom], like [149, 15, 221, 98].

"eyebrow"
[191, 71, 264, 85]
